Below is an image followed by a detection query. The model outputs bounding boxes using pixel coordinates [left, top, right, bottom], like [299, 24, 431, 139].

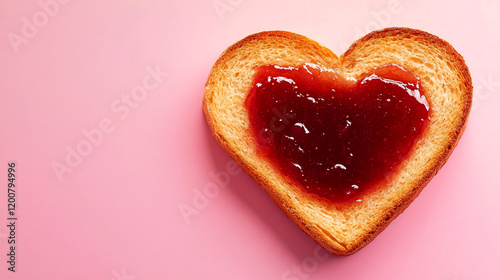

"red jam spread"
[245, 63, 430, 204]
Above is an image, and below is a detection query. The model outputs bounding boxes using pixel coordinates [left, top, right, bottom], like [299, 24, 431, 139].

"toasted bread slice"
[203, 28, 472, 255]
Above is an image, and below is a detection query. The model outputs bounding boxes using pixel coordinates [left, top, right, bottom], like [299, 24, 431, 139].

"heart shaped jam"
[245, 63, 430, 204]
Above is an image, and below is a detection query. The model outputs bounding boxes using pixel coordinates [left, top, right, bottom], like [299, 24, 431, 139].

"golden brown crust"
[203, 28, 472, 255]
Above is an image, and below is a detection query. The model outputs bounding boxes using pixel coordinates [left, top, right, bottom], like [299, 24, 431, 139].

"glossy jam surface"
[246, 63, 430, 204]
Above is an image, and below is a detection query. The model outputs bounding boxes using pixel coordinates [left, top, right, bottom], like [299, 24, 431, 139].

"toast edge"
[202, 28, 473, 256]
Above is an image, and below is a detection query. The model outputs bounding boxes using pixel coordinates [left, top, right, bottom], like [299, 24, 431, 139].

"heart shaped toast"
[203, 28, 472, 255]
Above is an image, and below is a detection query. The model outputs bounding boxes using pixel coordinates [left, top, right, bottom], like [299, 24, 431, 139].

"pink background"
[1, 0, 500, 279]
